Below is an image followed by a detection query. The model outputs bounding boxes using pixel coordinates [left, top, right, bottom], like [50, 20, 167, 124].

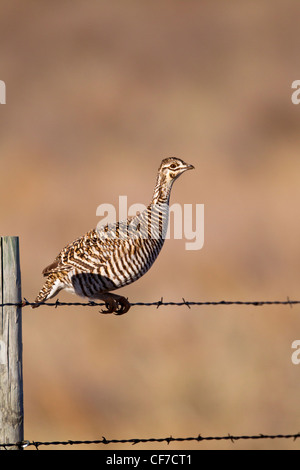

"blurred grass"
[1, 0, 300, 450]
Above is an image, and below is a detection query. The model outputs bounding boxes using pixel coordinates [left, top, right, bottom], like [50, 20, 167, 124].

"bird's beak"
[185, 163, 195, 171]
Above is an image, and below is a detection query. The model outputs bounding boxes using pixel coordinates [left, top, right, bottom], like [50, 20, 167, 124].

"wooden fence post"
[0, 237, 24, 450]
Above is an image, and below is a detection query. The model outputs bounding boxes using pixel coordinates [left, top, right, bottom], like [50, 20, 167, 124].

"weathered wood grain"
[0, 237, 24, 450]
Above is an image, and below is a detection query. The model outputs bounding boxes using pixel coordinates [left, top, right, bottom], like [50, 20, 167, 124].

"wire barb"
[182, 297, 191, 309]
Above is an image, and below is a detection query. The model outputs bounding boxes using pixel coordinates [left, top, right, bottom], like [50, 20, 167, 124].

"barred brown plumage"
[33, 157, 194, 314]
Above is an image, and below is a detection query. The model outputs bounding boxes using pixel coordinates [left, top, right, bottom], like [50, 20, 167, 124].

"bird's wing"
[41, 228, 124, 276]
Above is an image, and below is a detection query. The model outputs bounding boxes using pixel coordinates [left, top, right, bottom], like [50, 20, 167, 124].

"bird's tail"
[32, 274, 64, 308]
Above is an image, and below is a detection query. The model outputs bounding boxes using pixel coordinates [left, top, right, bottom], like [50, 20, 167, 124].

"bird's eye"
[169, 163, 177, 169]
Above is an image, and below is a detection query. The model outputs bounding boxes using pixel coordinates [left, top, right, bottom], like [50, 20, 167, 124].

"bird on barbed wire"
[33, 157, 194, 314]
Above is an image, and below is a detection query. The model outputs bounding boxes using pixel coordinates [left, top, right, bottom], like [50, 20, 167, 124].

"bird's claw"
[101, 298, 116, 314]
[114, 297, 130, 315]
[100, 296, 130, 315]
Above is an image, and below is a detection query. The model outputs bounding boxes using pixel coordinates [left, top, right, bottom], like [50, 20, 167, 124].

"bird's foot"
[99, 293, 131, 315]
[101, 296, 117, 314]
[114, 296, 131, 315]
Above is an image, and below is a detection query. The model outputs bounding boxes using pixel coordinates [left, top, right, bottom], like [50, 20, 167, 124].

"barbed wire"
[1, 299, 299, 450]
[1, 431, 300, 449]
[0, 297, 299, 309]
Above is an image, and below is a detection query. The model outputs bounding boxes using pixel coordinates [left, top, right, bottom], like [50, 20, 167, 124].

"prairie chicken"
[34, 157, 194, 314]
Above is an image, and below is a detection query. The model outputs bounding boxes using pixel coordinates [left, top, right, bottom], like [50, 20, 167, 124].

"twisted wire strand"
[1, 432, 300, 449]
[0, 297, 299, 309]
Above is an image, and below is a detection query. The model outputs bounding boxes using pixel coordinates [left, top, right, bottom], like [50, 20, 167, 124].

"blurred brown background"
[1, 0, 300, 450]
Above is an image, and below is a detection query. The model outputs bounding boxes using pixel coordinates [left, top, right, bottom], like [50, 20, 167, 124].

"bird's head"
[151, 157, 194, 205]
[159, 157, 195, 182]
